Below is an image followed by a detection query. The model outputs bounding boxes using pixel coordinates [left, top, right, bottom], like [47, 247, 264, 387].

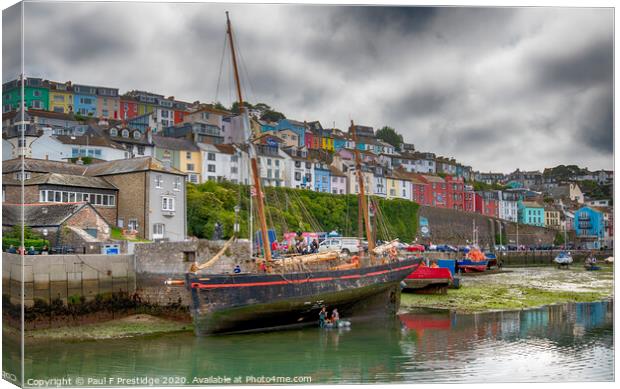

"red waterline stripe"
[192, 263, 417, 289]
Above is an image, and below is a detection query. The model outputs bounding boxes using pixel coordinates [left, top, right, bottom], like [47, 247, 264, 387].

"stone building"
[2, 202, 111, 251]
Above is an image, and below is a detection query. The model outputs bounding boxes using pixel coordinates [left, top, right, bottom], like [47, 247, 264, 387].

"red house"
[444, 175, 465, 210]
[120, 97, 138, 120]
[173, 109, 187, 124]
[474, 192, 499, 217]
[464, 187, 475, 212]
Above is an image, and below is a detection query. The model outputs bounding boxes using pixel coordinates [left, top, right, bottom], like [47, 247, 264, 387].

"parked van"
[318, 237, 361, 254]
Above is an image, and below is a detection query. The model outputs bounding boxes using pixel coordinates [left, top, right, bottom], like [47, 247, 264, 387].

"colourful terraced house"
[73, 84, 98, 116]
[48, 81, 74, 113]
[574, 206, 605, 249]
[518, 200, 545, 227]
[2, 77, 49, 113]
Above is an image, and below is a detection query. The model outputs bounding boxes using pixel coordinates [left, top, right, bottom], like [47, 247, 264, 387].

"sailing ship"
[184, 12, 418, 335]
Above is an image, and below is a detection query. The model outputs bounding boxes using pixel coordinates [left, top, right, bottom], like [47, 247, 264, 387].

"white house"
[282, 147, 314, 189]
[29, 127, 129, 162]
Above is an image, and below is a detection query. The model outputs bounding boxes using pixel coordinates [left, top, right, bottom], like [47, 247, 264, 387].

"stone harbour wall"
[133, 239, 252, 306]
[418, 206, 556, 246]
[2, 253, 135, 307]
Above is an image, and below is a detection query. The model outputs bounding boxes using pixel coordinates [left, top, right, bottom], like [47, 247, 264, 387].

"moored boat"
[554, 251, 573, 266]
[402, 261, 453, 294]
[456, 248, 488, 272]
[187, 258, 417, 335]
[184, 12, 418, 336]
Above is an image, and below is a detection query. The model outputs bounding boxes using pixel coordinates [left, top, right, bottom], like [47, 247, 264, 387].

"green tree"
[375, 126, 404, 150]
[260, 110, 286, 122]
[212, 101, 228, 111]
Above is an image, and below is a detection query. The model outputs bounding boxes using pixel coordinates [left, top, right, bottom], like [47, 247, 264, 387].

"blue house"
[276, 119, 306, 147]
[73, 84, 98, 116]
[260, 121, 276, 133]
[574, 207, 605, 249]
[314, 162, 331, 193]
[518, 201, 545, 227]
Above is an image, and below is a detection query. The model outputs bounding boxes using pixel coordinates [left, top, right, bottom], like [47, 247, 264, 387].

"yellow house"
[321, 136, 335, 152]
[386, 176, 400, 199]
[180, 148, 202, 184]
[48, 81, 74, 113]
[153, 135, 202, 184]
[545, 206, 562, 230]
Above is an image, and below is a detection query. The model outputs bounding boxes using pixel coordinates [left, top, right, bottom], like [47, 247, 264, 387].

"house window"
[153, 223, 165, 239]
[187, 163, 195, 171]
[155, 174, 163, 188]
[128, 219, 138, 232]
[174, 177, 181, 190]
[186, 151, 192, 159]
[208, 164, 216, 172]
[110, 128, 118, 137]
[231, 166, 238, 174]
[189, 174, 199, 183]
[122, 129, 129, 138]
[137, 145, 145, 155]
[162, 196, 175, 211]
[133, 131, 141, 139]
[208, 153, 216, 161]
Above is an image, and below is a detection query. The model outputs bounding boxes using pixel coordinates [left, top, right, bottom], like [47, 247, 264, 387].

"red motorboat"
[402, 261, 453, 294]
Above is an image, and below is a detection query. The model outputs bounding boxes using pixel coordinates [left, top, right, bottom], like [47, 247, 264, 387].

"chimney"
[45, 154, 49, 160]
[146, 127, 153, 144]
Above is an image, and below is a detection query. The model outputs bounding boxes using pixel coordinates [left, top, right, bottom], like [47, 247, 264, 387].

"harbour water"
[5, 300, 613, 385]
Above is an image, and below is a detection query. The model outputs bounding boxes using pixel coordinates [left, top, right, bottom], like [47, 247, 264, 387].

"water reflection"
[4, 301, 613, 384]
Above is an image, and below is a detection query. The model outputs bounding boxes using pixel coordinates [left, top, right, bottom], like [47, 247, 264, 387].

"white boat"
[554, 251, 573, 265]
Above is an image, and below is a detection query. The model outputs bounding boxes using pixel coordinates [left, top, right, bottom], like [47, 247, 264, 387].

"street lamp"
[233, 205, 240, 234]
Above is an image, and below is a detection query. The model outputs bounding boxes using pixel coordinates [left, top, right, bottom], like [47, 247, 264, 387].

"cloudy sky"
[2, 1, 614, 173]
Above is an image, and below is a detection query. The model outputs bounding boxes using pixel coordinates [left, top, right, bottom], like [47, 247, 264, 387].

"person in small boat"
[331, 308, 340, 325]
[233, 264, 241, 274]
[258, 261, 267, 273]
[319, 306, 327, 328]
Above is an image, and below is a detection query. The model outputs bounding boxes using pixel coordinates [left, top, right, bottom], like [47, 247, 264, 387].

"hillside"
[186, 181, 419, 242]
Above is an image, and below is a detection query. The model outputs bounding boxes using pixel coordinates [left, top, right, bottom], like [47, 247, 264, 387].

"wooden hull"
[186, 257, 418, 335]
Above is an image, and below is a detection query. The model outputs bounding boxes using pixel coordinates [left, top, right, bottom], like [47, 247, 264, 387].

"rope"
[214, 33, 228, 104]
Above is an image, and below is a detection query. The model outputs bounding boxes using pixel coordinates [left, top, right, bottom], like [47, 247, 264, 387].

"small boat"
[402, 261, 453, 294]
[457, 248, 488, 273]
[554, 251, 573, 267]
[584, 256, 601, 271]
[485, 252, 499, 269]
[324, 320, 351, 329]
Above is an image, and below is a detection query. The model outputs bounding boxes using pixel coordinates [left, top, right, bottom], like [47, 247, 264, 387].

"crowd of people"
[5, 245, 49, 255]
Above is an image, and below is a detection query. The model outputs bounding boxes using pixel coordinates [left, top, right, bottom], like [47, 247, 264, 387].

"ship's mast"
[226, 12, 272, 262]
[350, 121, 375, 262]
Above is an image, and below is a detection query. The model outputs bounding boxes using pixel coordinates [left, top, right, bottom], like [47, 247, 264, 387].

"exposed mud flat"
[13, 314, 193, 342]
[401, 265, 613, 313]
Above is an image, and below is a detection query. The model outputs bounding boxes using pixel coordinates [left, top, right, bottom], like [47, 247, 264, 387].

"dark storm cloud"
[2, 2, 21, 80]
[534, 36, 613, 90]
[4, 2, 613, 172]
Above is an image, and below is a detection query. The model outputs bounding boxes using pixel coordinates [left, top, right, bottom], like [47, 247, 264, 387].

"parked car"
[318, 237, 362, 254]
[406, 244, 426, 252]
[436, 244, 458, 253]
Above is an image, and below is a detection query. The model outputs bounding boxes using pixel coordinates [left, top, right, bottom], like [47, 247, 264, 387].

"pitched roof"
[2, 172, 117, 189]
[84, 156, 185, 176]
[2, 158, 88, 175]
[54, 134, 125, 149]
[521, 201, 544, 208]
[2, 202, 96, 227]
[26, 109, 78, 121]
[152, 134, 199, 151]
